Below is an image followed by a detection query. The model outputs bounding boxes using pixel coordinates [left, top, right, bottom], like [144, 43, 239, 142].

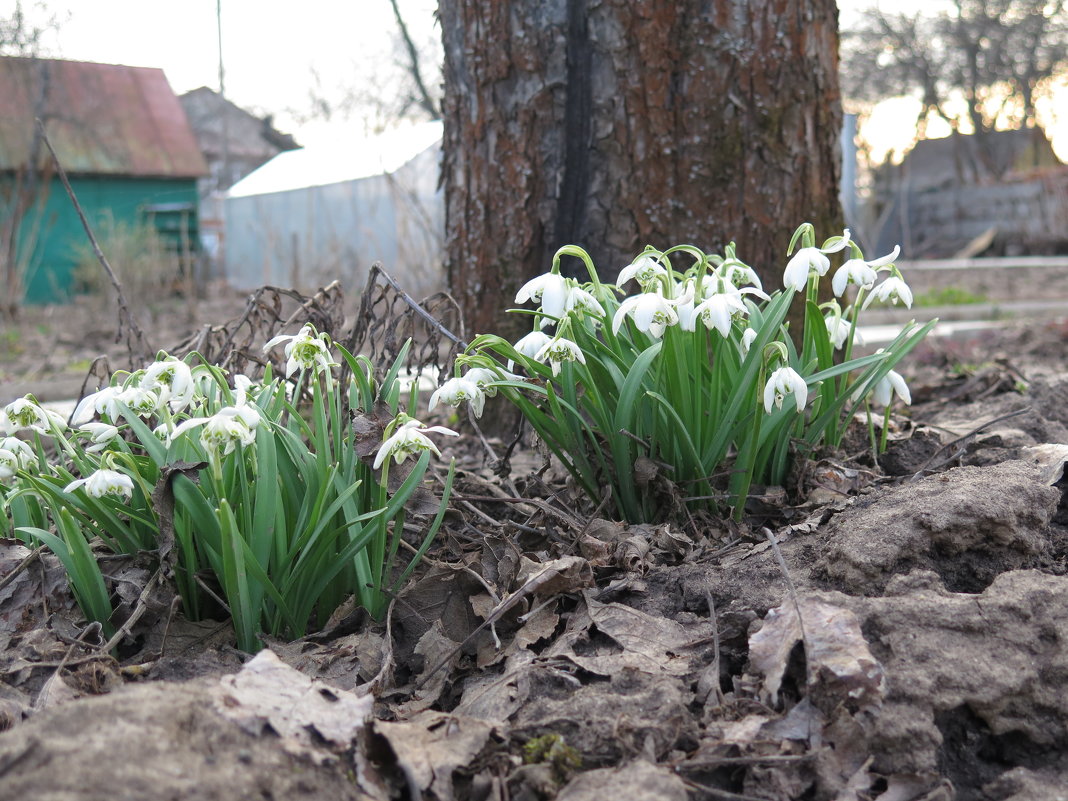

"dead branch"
[36, 117, 152, 364]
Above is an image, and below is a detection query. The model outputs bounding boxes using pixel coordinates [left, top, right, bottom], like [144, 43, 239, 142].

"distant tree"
[0, 0, 60, 56]
[290, 0, 441, 133]
[439, 0, 844, 339]
[843, 0, 1068, 139]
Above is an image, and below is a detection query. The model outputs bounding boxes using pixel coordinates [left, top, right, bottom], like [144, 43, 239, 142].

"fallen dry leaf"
[212, 648, 372, 754]
[374, 712, 495, 801]
[749, 598, 885, 712]
[544, 592, 714, 677]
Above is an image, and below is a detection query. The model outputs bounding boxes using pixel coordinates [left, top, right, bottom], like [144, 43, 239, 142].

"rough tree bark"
[440, 0, 842, 338]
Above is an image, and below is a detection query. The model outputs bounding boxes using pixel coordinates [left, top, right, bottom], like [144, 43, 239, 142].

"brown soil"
[2, 292, 1068, 801]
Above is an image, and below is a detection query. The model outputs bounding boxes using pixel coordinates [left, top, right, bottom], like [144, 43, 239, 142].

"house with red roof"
[0, 56, 207, 304]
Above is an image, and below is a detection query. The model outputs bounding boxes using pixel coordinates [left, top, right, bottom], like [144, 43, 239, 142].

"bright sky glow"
[2, 0, 438, 140]
[5, 0, 1068, 164]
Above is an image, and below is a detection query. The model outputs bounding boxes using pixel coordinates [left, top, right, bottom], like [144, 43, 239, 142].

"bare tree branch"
[389, 0, 440, 119]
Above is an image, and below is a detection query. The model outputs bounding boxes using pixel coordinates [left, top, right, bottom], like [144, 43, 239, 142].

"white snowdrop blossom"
[616, 255, 668, 291]
[764, 367, 809, 414]
[740, 327, 758, 354]
[78, 422, 120, 453]
[611, 290, 679, 338]
[64, 468, 135, 501]
[1, 397, 64, 435]
[873, 369, 911, 407]
[513, 329, 554, 360]
[720, 261, 763, 291]
[693, 292, 748, 338]
[463, 367, 522, 397]
[71, 386, 123, 425]
[0, 449, 19, 481]
[533, 336, 586, 376]
[141, 356, 196, 412]
[783, 230, 851, 292]
[428, 376, 486, 418]
[169, 404, 261, 457]
[117, 386, 163, 419]
[831, 246, 898, 297]
[0, 437, 34, 480]
[263, 324, 337, 378]
[373, 419, 459, 469]
[515, 272, 569, 322]
[825, 316, 861, 350]
[866, 276, 913, 309]
[672, 276, 705, 332]
[564, 286, 605, 319]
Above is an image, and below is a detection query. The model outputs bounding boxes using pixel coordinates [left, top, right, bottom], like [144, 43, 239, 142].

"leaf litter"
[2, 288, 1068, 799]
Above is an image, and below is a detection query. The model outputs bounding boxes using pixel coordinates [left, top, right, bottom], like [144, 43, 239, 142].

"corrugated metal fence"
[224, 146, 444, 300]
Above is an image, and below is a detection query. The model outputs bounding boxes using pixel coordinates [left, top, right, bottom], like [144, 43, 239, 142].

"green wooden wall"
[2, 174, 199, 304]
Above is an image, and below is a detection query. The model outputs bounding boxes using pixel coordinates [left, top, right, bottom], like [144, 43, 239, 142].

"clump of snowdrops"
[0, 326, 455, 652]
[432, 224, 934, 523]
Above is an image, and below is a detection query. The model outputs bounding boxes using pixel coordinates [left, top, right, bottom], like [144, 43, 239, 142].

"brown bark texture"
[440, 0, 842, 338]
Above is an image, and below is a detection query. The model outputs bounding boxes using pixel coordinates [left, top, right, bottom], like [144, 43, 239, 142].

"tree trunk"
[440, 0, 843, 340]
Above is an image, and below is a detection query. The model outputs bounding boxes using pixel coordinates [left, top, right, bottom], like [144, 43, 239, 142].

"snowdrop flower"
[720, 260, 763, 291]
[464, 366, 522, 396]
[429, 376, 486, 418]
[141, 356, 196, 412]
[1, 397, 65, 435]
[533, 336, 586, 376]
[873, 369, 911, 407]
[564, 285, 605, 319]
[825, 316, 862, 350]
[783, 230, 851, 292]
[866, 276, 913, 309]
[78, 422, 120, 453]
[64, 468, 135, 501]
[611, 290, 679, 338]
[693, 292, 748, 338]
[740, 327, 758, 354]
[515, 272, 568, 322]
[0, 449, 19, 481]
[616, 254, 668, 291]
[169, 404, 261, 457]
[374, 419, 458, 469]
[263, 324, 337, 378]
[764, 367, 808, 414]
[71, 386, 115, 427]
[510, 329, 554, 371]
[672, 276, 704, 332]
[832, 246, 899, 297]
[232, 374, 257, 407]
[116, 386, 163, 419]
[513, 329, 554, 360]
[0, 437, 34, 480]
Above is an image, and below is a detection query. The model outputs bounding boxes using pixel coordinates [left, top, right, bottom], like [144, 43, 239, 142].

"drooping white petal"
[373, 419, 458, 469]
[873, 369, 911, 406]
[65, 468, 134, 501]
[764, 367, 808, 414]
[428, 376, 487, 418]
[740, 327, 758, 354]
[832, 259, 878, 297]
[513, 330, 553, 359]
[784, 248, 827, 292]
[533, 337, 586, 376]
[616, 255, 666, 289]
[867, 276, 913, 309]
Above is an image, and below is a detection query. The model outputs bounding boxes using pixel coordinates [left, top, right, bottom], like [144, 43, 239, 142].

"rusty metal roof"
[0, 57, 208, 178]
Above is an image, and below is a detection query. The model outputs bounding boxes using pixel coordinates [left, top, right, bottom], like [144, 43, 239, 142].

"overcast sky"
[4, 0, 1062, 161]
[3, 0, 439, 141]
